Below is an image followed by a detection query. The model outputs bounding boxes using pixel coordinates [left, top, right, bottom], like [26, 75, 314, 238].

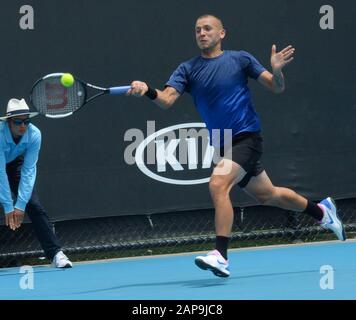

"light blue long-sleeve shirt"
[0, 121, 41, 214]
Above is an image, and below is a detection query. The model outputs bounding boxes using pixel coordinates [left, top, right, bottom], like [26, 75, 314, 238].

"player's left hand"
[13, 208, 25, 229]
[271, 44, 295, 71]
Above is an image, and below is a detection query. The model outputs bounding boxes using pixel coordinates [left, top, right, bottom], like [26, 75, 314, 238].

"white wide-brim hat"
[0, 98, 39, 121]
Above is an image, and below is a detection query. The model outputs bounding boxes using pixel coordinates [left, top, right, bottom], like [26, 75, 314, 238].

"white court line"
[71, 238, 356, 266]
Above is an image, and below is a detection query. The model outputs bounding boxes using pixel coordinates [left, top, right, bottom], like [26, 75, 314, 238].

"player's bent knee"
[209, 178, 223, 192]
[209, 176, 229, 195]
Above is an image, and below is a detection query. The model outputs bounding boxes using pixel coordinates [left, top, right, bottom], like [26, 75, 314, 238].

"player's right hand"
[128, 81, 149, 97]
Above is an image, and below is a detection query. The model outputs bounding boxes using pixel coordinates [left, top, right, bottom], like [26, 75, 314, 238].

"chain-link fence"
[1, 198, 355, 268]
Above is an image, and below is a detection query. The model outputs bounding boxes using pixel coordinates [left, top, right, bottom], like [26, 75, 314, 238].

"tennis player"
[0, 98, 72, 268]
[128, 14, 346, 277]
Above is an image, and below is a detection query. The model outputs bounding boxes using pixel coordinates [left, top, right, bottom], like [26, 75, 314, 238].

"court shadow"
[75, 277, 229, 295]
[235, 269, 319, 280]
[74, 269, 319, 295]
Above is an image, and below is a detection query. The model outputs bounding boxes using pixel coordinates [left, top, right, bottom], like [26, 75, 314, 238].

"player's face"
[8, 116, 30, 137]
[195, 17, 225, 51]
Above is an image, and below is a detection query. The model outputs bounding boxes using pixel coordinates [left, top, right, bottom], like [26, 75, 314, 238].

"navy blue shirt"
[166, 50, 266, 146]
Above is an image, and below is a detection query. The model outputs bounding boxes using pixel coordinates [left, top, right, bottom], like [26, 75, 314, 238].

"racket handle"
[109, 86, 131, 95]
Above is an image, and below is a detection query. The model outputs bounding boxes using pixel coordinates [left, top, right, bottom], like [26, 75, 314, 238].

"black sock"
[303, 200, 324, 221]
[215, 236, 230, 260]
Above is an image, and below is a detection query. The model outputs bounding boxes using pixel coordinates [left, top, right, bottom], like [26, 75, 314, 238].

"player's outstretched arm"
[128, 81, 180, 109]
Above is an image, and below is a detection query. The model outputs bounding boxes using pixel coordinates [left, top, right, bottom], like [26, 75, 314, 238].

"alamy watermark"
[19, 5, 34, 30]
[18, 5, 333, 31]
[320, 5, 334, 30]
[19, 266, 34, 290]
[124, 121, 234, 177]
[320, 265, 334, 290]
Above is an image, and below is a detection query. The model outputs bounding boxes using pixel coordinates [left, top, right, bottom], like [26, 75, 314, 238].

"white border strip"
[73, 239, 356, 266]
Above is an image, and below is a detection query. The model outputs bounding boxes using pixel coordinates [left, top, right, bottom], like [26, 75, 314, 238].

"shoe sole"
[55, 263, 72, 268]
[195, 258, 229, 278]
[328, 197, 347, 241]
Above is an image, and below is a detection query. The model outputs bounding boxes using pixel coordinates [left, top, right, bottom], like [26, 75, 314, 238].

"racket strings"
[31, 77, 86, 116]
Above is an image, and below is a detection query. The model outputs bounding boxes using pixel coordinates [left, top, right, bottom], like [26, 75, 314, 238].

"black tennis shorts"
[217, 131, 264, 188]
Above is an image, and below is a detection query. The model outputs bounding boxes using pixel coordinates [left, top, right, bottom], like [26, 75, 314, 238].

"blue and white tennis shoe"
[318, 197, 346, 241]
[195, 249, 230, 277]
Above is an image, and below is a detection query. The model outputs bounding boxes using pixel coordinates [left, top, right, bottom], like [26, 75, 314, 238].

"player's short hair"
[196, 14, 224, 29]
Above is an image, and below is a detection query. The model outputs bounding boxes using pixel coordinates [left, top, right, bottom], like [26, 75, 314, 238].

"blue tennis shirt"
[0, 122, 41, 214]
[166, 50, 266, 146]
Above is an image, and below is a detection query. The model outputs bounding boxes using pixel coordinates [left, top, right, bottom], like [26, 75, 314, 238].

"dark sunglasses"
[11, 118, 31, 126]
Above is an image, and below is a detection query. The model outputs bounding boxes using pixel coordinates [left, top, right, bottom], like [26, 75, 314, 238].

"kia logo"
[134, 123, 214, 185]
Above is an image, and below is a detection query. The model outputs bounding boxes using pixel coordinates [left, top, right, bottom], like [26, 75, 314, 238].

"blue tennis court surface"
[1, 241, 355, 300]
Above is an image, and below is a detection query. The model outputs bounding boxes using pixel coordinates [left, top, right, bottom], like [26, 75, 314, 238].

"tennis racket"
[29, 73, 131, 118]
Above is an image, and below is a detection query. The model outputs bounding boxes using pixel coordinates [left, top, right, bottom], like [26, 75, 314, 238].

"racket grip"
[109, 86, 131, 95]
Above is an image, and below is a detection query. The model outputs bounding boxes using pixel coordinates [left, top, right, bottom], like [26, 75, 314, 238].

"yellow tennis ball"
[61, 73, 74, 87]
